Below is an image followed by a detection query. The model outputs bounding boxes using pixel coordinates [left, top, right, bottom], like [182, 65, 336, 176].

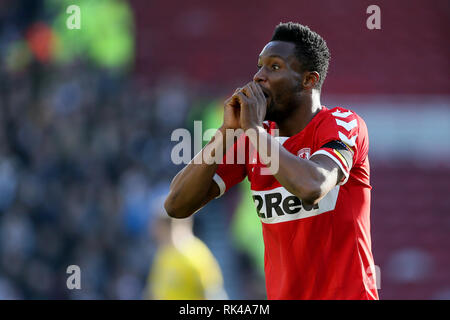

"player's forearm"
[247, 126, 325, 204]
[165, 126, 227, 218]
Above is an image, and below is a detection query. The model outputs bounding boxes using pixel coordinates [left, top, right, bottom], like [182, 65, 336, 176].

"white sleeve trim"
[212, 173, 226, 198]
[311, 149, 350, 185]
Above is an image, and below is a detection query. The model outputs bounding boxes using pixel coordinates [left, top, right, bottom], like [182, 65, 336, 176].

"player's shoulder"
[320, 106, 367, 130]
[323, 106, 360, 120]
[316, 106, 369, 148]
[311, 106, 370, 168]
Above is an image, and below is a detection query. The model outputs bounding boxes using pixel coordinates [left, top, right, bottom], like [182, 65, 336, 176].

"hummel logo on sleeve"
[338, 131, 358, 147]
[336, 118, 357, 131]
[332, 110, 353, 118]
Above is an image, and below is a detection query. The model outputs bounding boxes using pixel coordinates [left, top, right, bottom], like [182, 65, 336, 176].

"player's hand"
[233, 82, 267, 131]
[222, 88, 242, 130]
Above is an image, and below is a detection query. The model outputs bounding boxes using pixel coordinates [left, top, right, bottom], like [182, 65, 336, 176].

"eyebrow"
[258, 54, 285, 61]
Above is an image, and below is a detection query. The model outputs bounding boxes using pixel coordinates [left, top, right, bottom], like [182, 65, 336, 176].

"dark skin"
[165, 41, 343, 218]
[254, 41, 321, 136]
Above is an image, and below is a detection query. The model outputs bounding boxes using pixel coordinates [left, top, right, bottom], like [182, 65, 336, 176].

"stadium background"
[0, 0, 449, 299]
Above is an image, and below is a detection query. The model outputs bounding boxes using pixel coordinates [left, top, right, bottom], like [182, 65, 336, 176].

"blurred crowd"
[0, 0, 269, 300]
[0, 62, 194, 299]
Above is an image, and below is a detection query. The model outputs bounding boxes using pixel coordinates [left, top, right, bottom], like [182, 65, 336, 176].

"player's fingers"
[232, 94, 242, 107]
[246, 83, 257, 99]
[227, 87, 242, 98]
[240, 84, 253, 98]
[250, 82, 265, 104]
[243, 81, 255, 98]
[230, 88, 242, 99]
[224, 96, 234, 106]
[254, 82, 266, 101]
[234, 92, 248, 106]
[226, 88, 243, 105]
[248, 82, 264, 107]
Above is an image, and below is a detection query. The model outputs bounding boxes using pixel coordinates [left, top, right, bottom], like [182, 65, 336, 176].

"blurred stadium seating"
[131, 0, 449, 94]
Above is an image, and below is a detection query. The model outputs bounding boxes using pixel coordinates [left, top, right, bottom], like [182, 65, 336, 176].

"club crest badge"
[297, 148, 311, 159]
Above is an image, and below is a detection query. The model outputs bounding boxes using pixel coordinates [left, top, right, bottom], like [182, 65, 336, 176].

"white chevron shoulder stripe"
[336, 118, 357, 131]
[338, 131, 358, 147]
[332, 110, 353, 118]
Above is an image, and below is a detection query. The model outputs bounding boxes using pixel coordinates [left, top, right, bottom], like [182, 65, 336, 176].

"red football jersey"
[213, 106, 379, 300]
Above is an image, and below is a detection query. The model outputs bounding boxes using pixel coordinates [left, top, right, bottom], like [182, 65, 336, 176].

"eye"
[272, 64, 280, 70]
[257, 64, 262, 70]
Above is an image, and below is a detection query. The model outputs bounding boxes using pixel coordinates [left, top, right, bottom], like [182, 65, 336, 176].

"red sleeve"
[311, 107, 369, 185]
[213, 132, 248, 198]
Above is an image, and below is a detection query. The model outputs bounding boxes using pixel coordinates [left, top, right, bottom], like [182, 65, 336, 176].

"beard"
[264, 88, 302, 124]
[264, 101, 278, 122]
[264, 99, 295, 124]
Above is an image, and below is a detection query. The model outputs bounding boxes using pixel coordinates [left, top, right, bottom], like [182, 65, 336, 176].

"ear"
[302, 71, 320, 90]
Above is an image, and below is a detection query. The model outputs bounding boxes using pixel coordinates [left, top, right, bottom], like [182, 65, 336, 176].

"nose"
[253, 67, 267, 83]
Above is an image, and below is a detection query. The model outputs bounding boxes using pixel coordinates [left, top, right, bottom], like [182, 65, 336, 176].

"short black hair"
[271, 22, 330, 89]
